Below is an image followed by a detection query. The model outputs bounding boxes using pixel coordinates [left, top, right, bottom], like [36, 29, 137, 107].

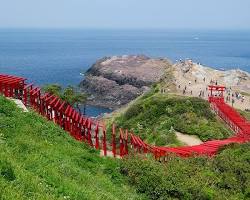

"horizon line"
[0, 27, 250, 31]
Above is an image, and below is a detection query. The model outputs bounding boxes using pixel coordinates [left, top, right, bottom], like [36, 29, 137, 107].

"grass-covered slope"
[121, 143, 250, 200]
[239, 110, 250, 121]
[0, 96, 145, 200]
[107, 87, 232, 146]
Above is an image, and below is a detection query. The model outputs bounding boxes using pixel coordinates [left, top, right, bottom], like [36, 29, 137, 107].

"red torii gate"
[208, 85, 225, 102]
[0, 74, 26, 98]
[1, 73, 250, 160]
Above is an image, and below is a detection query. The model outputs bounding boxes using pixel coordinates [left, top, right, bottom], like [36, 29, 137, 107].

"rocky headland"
[80, 55, 172, 109]
[80, 55, 250, 110]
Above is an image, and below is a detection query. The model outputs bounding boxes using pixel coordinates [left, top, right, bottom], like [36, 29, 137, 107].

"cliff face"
[80, 55, 172, 109]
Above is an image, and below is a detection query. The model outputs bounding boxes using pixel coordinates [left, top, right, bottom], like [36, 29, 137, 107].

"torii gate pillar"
[208, 85, 226, 103]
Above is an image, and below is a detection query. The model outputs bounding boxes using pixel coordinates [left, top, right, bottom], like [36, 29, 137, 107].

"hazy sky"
[0, 0, 250, 29]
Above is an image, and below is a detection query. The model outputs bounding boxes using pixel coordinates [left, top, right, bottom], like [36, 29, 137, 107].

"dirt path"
[175, 132, 203, 146]
[100, 150, 121, 159]
[7, 98, 28, 112]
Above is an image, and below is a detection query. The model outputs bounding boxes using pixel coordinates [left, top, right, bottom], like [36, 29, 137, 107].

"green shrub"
[121, 143, 250, 200]
[124, 103, 143, 120]
[112, 92, 232, 145]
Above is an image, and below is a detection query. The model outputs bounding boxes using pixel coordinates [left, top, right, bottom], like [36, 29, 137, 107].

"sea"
[0, 29, 250, 116]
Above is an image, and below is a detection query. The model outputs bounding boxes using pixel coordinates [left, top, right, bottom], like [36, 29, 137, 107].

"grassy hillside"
[0, 96, 145, 200]
[238, 110, 250, 121]
[121, 143, 250, 200]
[107, 87, 232, 146]
[1, 95, 249, 200]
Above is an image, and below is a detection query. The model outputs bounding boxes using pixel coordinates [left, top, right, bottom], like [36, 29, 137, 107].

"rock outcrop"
[80, 55, 172, 109]
[80, 55, 250, 110]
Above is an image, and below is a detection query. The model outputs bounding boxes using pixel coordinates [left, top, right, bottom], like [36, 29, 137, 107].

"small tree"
[74, 93, 88, 115]
[43, 84, 88, 115]
[43, 84, 62, 97]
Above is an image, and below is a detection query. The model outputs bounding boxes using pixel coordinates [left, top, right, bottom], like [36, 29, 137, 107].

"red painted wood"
[1, 75, 250, 159]
[87, 120, 93, 146]
[95, 123, 99, 149]
[119, 129, 124, 157]
[112, 124, 116, 158]
[102, 126, 107, 156]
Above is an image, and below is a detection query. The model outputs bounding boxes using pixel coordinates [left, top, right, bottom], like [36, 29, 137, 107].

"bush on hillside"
[121, 143, 250, 200]
[113, 93, 231, 145]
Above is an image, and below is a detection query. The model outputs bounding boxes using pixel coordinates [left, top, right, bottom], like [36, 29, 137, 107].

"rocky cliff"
[80, 55, 250, 110]
[80, 55, 172, 109]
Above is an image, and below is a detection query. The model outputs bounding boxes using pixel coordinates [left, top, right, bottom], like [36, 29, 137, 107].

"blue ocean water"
[0, 29, 250, 116]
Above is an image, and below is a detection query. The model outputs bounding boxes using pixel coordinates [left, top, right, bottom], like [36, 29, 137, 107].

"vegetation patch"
[238, 109, 250, 121]
[1, 91, 248, 200]
[121, 143, 250, 200]
[107, 87, 232, 146]
[0, 95, 145, 200]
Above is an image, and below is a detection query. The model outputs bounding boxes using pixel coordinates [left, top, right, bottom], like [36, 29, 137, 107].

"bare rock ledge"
[79, 55, 172, 109]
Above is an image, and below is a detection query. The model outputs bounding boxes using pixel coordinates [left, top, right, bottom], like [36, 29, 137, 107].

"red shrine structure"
[0, 73, 250, 159]
[0, 74, 26, 98]
[208, 85, 226, 102]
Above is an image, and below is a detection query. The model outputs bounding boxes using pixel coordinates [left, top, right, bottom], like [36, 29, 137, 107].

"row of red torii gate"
[0, 73, 250, 159]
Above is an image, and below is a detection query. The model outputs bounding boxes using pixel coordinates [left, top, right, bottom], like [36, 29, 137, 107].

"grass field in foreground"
[0, 95, 145, 200]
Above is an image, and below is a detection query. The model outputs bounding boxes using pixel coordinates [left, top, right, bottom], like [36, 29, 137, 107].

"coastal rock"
[80, 55, 250, 110]
[80, 55, 172, 109]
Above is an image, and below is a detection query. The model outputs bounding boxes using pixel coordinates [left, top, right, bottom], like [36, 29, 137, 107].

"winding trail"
[175, 132, 203, 146]
[7, 97, 28, 112]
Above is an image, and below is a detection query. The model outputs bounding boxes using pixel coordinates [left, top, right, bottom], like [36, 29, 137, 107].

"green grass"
[238, 109, 250, 121]
[0, 95, 146, 200]
[121, 143, 250, 200]
[106, 87, 232, 146]
[1, 94, 249, 200]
